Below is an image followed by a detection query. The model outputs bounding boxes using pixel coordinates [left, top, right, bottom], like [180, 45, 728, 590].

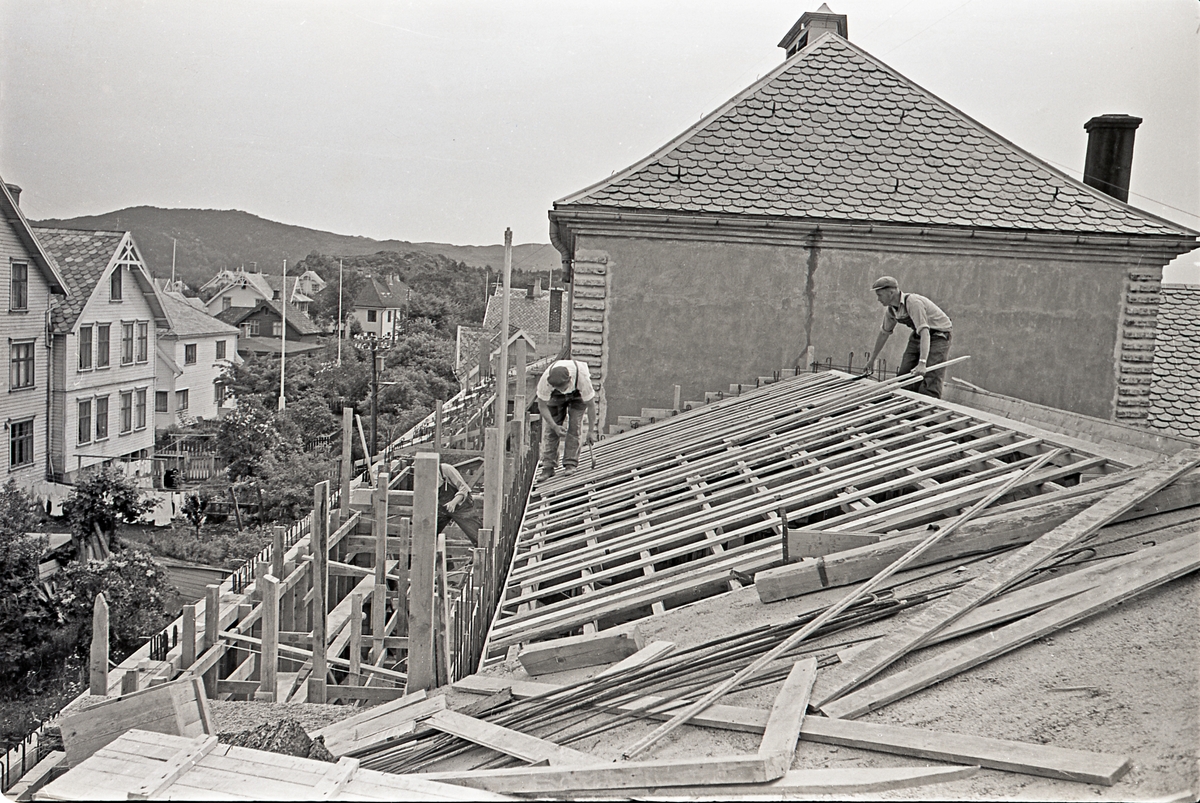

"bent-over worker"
[864, 276, 953, 398]
[436, 462, 481, 546]
[536, 358, 598, 479]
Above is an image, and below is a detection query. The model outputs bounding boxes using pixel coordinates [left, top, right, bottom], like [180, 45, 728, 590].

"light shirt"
[536, 359, 597, 402]
[882, 292, 953, 335]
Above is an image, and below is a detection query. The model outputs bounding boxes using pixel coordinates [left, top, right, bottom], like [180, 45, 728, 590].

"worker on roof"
[863, 276, 953, 398]
[436, 462, 481, 546]
[535, 358, 598, 480]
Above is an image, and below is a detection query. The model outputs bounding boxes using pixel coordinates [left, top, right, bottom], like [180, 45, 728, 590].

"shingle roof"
[483, 289, 551, 334]
[35, 227, 129, 333]
[557, 34, 1194, 238]
[214, 298, 321, 337]
[1147, 284, 1200, 440]
[356, 276, 410, 309]
[160, 292, 240, 338]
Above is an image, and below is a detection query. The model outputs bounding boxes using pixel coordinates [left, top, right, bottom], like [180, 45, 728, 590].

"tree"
[62, 468, 156, 552]
[52, 550, 171, 661]
[0, 481, 62, 692]
[216, 399, 280, 481]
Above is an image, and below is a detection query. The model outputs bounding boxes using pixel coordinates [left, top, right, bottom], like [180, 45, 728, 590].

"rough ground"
[473, 509, 1200, 801]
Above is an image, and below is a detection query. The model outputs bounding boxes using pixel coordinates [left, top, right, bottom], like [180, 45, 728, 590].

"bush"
[0, 482, 61, 694]
[62, 468, 156, 546]
[52, 549, 171, 662]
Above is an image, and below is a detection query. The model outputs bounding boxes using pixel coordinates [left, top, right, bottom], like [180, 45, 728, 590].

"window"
[96, 324, 110, 368]
[79, 325, 93, 370]
[119, 391, 133, 434]
[367, 310, 377, 322]
[121, 323, 134, 365]
[176, 389, 189, 411]
[222, 296, 231, 311]
[214, 382, 226, 406]
[271, 321, 282, 337]
[155, 391, 169, 413]
[78, 400, 92, 444]
[184, 343, 197, 365]
[135, 389, 147, 429]
[10, 341, 35, 389]
[9, 418, 33, 468]
[387, 310, 393, 322]
[110, 266, 122, 300]
[240, 321, 259, 337]
[272, 290, 280, 300]
[137, 322, 149, 363]
[95, 396, 109, 440]
[10, 262, 28, 311]
[215, 340, 226, 360]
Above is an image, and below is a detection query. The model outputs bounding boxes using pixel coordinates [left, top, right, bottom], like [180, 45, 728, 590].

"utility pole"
[336, 259, 344, 367]
[278, 259, 287, 411]
[354, 333, 392, 462]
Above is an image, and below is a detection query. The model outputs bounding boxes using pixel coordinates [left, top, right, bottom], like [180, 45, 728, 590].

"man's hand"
[445, 497, 460, 514]
[586, 429, 597, 445]
[553, 423, 568, 437]
[914, 359, 928, 377]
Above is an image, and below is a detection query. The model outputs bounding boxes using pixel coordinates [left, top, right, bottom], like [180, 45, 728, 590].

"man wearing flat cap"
[535, 358, 598, 479]
[864, 276, 953, 398]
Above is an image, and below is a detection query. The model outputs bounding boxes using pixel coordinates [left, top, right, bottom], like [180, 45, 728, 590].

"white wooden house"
[1, 182, 69, 494]
[156, 292, 240, 430]
[36, 227, 167, 483]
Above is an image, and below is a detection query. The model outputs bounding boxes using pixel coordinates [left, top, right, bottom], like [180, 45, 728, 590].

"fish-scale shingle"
[558, 34, 1191, 237]
[1148, 284, 1200, 440]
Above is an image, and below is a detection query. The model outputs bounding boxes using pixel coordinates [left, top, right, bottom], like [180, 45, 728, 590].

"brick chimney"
[779, 4, 848, 58]
[1082, 114, 1142, 203]
[4, 183, 21, 206]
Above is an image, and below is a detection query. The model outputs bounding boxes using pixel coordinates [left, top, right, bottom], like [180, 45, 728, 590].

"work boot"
[539, 465, 555, 481]
[563, 467, 576, 477]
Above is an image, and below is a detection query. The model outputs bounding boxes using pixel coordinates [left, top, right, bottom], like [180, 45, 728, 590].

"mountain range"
[32, 206, 560, 288]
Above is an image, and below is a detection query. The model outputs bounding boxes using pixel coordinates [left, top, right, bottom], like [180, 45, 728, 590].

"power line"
[1038, 157, 1200, 223]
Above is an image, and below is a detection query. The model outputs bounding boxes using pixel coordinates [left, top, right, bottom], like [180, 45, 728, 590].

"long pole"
[496, 228, 512, 434]
[621, 446, 1065, 759]
[370, 340, 379, 461]
[336, 259, 344, 367]
[278, 259, 287, 410]
[170, 238, 176, 288]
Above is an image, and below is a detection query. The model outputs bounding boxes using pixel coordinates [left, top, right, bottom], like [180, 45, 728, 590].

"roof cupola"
[778, 4, 848, 58]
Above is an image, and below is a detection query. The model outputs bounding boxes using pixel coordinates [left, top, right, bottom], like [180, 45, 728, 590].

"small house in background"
[35, 226, 167, 484]
[548, 5, 1198, 428]
[350, 275, 410, 339]
[1, 181, 69, 496]
[199, 264, 325, 316]
[156, 292, 241, 430]
[455, 280, 566, 378]
[215, 298, 323, 357]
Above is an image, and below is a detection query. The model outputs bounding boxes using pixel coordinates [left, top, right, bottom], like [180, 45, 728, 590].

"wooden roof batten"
[485, 368, 1133, 658]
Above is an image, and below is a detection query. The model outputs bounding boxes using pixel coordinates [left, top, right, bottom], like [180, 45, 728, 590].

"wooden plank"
[424, 709, 599, 766]
[420, 754, 772, 794]
[313, 694, 446, 758]
[128, 733, 218, 800]
[311, 756, 360, 799]
[786, 529, 882, 559]
[822, 530, 1200, 720]
[89, 593, 108, 696]
[408, 452, 440, 691]
[371, 472, 389, 665]
[59, 676, 210, 767]
[258, 574, 279, 700]
[310, 480, 330, 704]
[540, 765, 979, 799]
[324, 684, 413, 703]
[757, 658, 817, 775]
[518, 627, 644, 676]
[454, 674, 1132, 785]
[4, 750, 65, 802]
[813, 448, 1200, 709]
[595, 640, 675, 678]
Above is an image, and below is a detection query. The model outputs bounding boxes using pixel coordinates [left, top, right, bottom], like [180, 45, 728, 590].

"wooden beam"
[424, 709, 599, 766]
[821, 531, 1200, 720]
[258, 575, 279, 701]
[371, 472, 389, 665]
[408, 452, 440, 691]
[89, 593, 108, 696]
[758, 658, 817, 776]
[518, 627, 644, 676]
[128, 733, 219, 800]
[309, 480, 330, 703]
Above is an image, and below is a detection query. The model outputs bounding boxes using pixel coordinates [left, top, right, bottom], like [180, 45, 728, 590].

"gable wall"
[568, 227, 1160, 426]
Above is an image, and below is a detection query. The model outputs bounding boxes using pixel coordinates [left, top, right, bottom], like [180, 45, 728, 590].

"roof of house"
[35, 227, 164, 334]
[555, 33, 1196, 239]
[483, 288, 551, 334]
[160, 292, 240, 339]
[1148, 284, 1200, 440]
[356, 276, 410, 309]
[1, 182, 69, 296]
[214, 298, 322, 336]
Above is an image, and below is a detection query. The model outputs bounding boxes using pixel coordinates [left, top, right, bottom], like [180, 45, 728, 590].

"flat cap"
[547, 365, 572, 387]
[871, 275, 899, 291]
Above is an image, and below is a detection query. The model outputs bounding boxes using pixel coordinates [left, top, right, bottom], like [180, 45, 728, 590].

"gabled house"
[548, 6, 1199, 427]
[201, 265, 325, 316]
[351, 275, 409, 339]
[35, 226, 167, 483]
[215, 298, 323, 357]
[156, 292, 241, 429]
[1, 182, 69, 492]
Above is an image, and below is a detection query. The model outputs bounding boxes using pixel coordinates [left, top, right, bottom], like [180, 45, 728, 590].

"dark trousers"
[899, 331, 952, 398]
[541, 399, 586, 472]
[436, 502, 481, 546]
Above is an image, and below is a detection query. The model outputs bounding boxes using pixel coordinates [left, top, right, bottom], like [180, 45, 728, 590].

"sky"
[1, 0, 1198, 280]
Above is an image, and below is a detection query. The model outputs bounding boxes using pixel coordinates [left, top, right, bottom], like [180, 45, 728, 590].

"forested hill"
[33, 206, 559, 289]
